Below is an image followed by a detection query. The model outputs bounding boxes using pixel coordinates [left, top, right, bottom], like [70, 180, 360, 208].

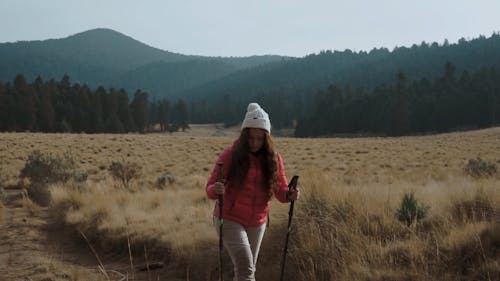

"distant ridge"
[1, 28, 499, 103]
[0, 28, 287, 97]
[182, 33, 500, 101]
[55, 28, 194, 69]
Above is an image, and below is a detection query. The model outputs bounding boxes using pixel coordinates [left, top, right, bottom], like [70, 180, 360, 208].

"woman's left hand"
[287, 188, 300, 201]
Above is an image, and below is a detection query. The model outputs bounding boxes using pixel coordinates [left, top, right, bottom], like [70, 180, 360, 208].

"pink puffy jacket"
[206, 145, 290, 227]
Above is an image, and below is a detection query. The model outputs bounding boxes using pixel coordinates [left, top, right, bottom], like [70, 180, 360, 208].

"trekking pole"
[279, 175, 299, 281]
[217, 162, 224, 281]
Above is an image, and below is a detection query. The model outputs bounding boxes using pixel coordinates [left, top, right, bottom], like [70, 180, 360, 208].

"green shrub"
[396, 192, 429, 227]
[464, 158, 497, 178]
[108, 161, 141, 188]
[20, 150, 76, 185]
[73, 171, 89, 182]
[156, 174, 175, 188]
[19, 150, 77, 206]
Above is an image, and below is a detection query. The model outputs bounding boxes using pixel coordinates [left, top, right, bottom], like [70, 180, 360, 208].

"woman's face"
[247, 128, 266, 153]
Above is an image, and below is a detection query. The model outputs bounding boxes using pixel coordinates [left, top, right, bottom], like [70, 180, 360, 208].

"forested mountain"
[0, 28, 191, 84]
[184, 33, 500, 133]
[184, 34, 500, 102]
[1, 29, 500, 136]
[0, 28, 287, 97]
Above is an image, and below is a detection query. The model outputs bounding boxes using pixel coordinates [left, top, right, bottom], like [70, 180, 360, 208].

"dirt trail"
[0, 188, 186, 281]
[0, 188, 146, 281]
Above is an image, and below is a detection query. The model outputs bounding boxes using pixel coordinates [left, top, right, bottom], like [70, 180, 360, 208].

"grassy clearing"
[0, 127, 499, 280]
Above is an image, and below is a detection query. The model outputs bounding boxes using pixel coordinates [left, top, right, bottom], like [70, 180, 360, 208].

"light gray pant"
[214, 217, 266, 281]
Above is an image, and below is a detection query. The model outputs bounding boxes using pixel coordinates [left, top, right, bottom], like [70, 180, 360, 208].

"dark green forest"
[191, 61, 500, 136]
[295, 63, 500, 136]
[0, 74, 189, 134]
[1, 60, 499, 137]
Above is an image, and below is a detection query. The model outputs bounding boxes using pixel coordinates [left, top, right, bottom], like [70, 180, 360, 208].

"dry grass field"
[0, 126, 499, 280]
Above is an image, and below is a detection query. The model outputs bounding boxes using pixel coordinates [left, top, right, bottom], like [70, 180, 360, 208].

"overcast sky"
[1, 0, 499, 57]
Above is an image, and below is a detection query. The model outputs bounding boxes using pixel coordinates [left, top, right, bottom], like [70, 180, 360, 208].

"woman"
[206, 103, 299, 281]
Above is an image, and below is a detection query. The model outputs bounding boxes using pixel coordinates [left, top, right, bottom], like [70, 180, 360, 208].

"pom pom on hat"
[247, 103, 260, 112]
[241, 102, 271, 133]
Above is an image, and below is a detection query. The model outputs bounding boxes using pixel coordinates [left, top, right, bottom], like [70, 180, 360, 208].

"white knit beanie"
[241, 103, 271, 133]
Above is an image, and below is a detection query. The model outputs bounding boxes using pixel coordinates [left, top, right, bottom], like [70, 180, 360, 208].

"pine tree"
[117, 88, 135, 132]
[388, 71, 410, 136]
[158, 99, 170, 131]
[37, 86, 55, 132]
[14, 74, 37, 131]
[131, 90, 149, 133]
[91, 86, 106, 133]
[0, 82, 9, 131]
[172, 99, 189, 131]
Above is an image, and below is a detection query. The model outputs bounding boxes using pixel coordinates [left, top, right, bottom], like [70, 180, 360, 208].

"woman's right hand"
[214, 181, 225, 195]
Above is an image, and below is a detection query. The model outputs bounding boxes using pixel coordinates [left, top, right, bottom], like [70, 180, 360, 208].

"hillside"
[183, 34, 500, 132]
[0, 28, 286, 95]
[184, 34, 500, 102]
[2, 29, 499, 104]
[117, 60, 237, 99]
[0, 28, 192, 82]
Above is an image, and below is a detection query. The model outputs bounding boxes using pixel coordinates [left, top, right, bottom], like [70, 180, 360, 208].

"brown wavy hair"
[227, 128, 280, 197]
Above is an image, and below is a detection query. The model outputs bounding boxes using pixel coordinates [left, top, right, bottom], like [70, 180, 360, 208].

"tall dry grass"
[50, 180, 215, 253]
[260, 170, 500, 281]
[48, 171, 500, 280]
[1, 128, 500, 280]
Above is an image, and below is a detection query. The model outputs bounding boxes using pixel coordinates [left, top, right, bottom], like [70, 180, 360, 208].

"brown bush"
[464, 158, 497, 178]
[451, 193, 495, 222]
[442, 224, 500, 279]
[26, 183, 52, 206]
[108, 161, 141, 189]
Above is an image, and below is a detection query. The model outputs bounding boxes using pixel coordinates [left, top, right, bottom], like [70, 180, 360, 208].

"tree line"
[295, 62, 500, 136]
[1, 61, 499, 137]
[0, 74, 189, 133]
[189, 61, 500, 137]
